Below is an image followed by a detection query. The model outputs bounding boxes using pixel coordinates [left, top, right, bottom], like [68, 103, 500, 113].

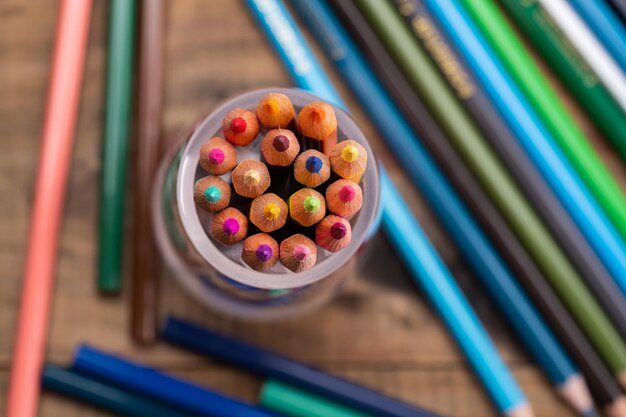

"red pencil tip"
[230, 117, 247, 134]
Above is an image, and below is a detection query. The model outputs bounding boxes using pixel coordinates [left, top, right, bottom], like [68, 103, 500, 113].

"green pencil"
[354, 0, 626, 377]
[260, 380, 373, 417]
[459, 0, 626, 243]
[499, 0, 626, 162]
[98, 0, 137, 293]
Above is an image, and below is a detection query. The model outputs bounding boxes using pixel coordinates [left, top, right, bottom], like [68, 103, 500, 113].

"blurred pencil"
[607, 0, 626, 24]
[131, 0, 165, 344]
[499, 0, 626, 164]
[98, 0, 137, 294]
[5, 2, 92, 416]
[423, 0, 626, 390]
[396, 0, 626, 342]
[42, 364, 194, 417]
[327, 0, 596, 413]
[461, 0, 626, 242]
[568, 0, 626, 74]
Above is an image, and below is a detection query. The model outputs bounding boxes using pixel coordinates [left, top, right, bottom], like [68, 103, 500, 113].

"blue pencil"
[163, 317, 443, 417]
[291, 0, 593, 414]
[568, 0, 626, 75]
[247, 1, 530, 416]
[71, 345, 282, 417]
[42, 364, 195, 417]
[422, 0, 626, 300]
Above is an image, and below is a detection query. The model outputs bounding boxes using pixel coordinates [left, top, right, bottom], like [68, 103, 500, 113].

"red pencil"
[6, 1, 93, 416]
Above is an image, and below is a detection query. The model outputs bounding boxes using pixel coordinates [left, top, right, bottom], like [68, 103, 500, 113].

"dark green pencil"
[98, 0, 137, 293]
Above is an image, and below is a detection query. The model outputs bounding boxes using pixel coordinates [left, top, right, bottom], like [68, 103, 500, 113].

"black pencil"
[607, 0, 626, 24]
[395, 0, 626, 340]
[328, 0, 625, 412]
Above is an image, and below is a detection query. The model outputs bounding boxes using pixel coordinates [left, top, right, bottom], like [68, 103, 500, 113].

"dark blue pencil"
[71, 345, 282, 417]
[163, 317, 444, 417]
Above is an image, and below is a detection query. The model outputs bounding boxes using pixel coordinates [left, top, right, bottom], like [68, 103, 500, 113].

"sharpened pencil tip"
[581, 409, 597, 417]
[558, 375, 595, 417]
[506, 403, 535, 417]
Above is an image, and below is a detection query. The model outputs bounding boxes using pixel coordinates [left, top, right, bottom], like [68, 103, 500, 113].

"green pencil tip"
[303, 196, 320, 213]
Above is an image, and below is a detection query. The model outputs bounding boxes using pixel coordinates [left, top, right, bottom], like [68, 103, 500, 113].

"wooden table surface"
[2, 1, 626, 416]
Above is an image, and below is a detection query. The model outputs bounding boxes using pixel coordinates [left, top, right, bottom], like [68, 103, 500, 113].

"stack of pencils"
[193, 92, 368, 273]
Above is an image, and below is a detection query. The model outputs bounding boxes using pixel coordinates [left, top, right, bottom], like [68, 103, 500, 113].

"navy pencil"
[163, 317, 443, 417]
[71, 345, 282, 417]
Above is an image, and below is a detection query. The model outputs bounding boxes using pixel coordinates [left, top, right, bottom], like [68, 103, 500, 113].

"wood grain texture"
[1, 0, 623, 415]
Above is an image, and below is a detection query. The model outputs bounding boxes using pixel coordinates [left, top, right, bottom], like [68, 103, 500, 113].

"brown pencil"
[231, 159, 270, 198]
[279, 234, 317, 272]
[316, 215, 352, 253]
[288, 188, 326, 227]
[256, 92, 299, 134]
[193, 176, 231, 213]
[293, 149, 331, 189]
[241, 233, 280, 271]
[199, 137, 237, 175]
[250, 193, 288, 233]
[131, 0, 164, 344]
[325, 179, 363, 219]
[223, 107, 260, 146]
[210, 207, 248, 245]
[329, 139, 367, 182]
[298, 101, 337, 154]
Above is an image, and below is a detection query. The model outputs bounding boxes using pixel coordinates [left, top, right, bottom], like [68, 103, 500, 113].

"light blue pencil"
[422, 0, 626, 301]
[246, 1, 531, 416]
[568, 0, 626, 75]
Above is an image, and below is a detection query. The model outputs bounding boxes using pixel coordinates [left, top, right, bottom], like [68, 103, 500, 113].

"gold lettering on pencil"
[412, 16, 475, 99]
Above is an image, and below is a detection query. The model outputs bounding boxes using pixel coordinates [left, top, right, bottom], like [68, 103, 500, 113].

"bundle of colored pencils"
[193, 92, 368, 273]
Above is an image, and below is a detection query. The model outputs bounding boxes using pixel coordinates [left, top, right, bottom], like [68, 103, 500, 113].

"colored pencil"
[242, 233, 280, 271]
[460, 0, 626, 241]
[298, 101, 337, 154]
[261, 129, 300, 197]
[537, 0, 626, 114]
[98, 0, 137, 294]
[607, 0, 626, 24]
[295, 0, 584, 413]
[316, 215, 352, 253]
[164, 316, 448, 417]
[329, 140, 368, 183]
[260, 379, 372, 417]
[396, 0, 626, 342]
[71, 345, 283, 417]
[232, 160, 271, 198]
[499, 0, 626, 163]
[199, 137, 238, 175]
[250, 193, 288, 233]
[223, 107, 260, 146]
[325, 0, 599, 413]
[42, 364, 194, 417]
[288, 188, 326, 227]
[293, 149, 331, 188]
[279, 233, 317, 272]
[568, 0, 626, 75]
[256, 92, 300, 134]
[357, 0, 626, 379]
[131, 0, 165, 344]
[5, 1, 93, 416]
[210, 207, 248, 245]
[194, 176, 231, 213]
[423, 0, 626, 385]
[325, 179, 363, 219]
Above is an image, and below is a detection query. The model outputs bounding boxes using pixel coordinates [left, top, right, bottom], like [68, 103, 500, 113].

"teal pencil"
[98, 0, 137, 293]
